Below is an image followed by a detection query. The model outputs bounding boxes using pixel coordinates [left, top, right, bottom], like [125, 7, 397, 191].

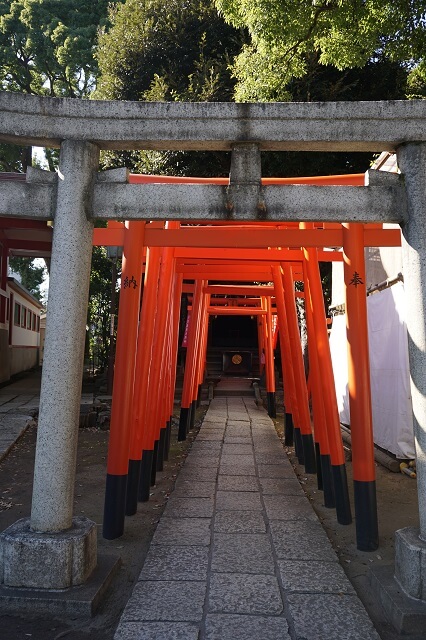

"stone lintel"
[0, 516, 97, 589]
[93, 182, 406, 223]
[0, 93, 426, 151]
[0, 180, 55, 219]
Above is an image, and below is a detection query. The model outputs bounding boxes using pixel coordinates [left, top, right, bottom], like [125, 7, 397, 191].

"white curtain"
[329, 282, 415, 459]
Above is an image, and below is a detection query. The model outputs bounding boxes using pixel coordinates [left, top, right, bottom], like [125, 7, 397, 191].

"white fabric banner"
[329, 282, 415, 459]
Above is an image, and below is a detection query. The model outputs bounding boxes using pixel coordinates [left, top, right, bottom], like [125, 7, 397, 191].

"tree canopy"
[0, 0, 111, 97]
[214, 0, 426, 100]
[95, 0, 245, 176]
[8, 255, 46, 301]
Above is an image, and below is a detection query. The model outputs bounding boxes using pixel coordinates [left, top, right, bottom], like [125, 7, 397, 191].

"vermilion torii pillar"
[103, 221, 145, 540]
[342, 222, 378, 551]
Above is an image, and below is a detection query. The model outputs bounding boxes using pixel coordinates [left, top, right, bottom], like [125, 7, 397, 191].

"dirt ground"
[0, 402, 421, 640]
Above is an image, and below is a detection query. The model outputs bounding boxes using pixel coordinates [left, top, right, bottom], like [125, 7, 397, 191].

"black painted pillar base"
[151, 440, 159, 486]
[138, 450, 153, 503]
[178, 407, 189, 441]
[302, 433, 316, 474]
[189, 400, 197, 430]
[315, 443, 323, 490]
[354, 480, 379, 551]
[294, 427, 304, 465]
[332, 464, 352, 525]
[196, 384, 202, 408]
[267, 392, 276, 418]
[320, 454, 335, 508]
[285, 412, 294, 446]
[164, 420, 171, 461]
[103, 473, 127, 540]
[157, 428, 166, 471]
[126, 458, 141, 515]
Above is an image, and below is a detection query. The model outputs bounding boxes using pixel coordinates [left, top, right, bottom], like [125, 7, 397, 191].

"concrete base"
[395, 527, 426, 599]
[0, 553, 120, 617]
[369, 564, 426, 636]
[0, 516, 97, 589]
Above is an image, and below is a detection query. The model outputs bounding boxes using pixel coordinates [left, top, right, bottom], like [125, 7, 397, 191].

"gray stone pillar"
[0, 141, 99, 589]
[31, 140, 99, 531]
[394, 142, 426, 599]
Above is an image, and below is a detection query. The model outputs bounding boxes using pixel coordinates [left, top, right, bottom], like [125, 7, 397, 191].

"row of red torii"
[96, 172, 398, 555]
[0, 94, 424, 607]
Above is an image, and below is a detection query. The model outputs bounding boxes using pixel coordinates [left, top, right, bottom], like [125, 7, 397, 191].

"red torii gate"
[93, 172, 402, 554]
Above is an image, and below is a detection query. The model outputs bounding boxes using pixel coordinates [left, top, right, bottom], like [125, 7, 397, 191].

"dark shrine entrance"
[209, 315, 258, 376]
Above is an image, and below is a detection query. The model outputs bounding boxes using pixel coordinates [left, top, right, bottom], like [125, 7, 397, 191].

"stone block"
[151, 517, 211, 546]
[212, 533, 275, 574]
[223, 437, 252, 444]
[217, 475, 258, 492]
[0, 516, 96, 589]
[259, 477, 304, 496]
[139, 545, 209, 581]
[255, 453, 286, 465]
[122, 581, 206, 622]
[219, 464, 256, 477]
[286, 593, 380, 640]
[278, 560, 355, 594]
[163, 497, 214, 518]
[205, 614, 288, 640]
[178, 466, 218, 482]
[369, 563, 426, 635]
[215, 491, 262, 511]
[214, 511, 266, 534]
[220, 454, 254, 466]
[257, 463, 296, 479]
[208, 573, 283, 615]
[114, 621, 200, 640]
[172, 479, 216, 498]
[395, 527, 426, 599]
[270, 520, 337, 562]
[221, 444, 253, 456]
[263, 495, 317, 521]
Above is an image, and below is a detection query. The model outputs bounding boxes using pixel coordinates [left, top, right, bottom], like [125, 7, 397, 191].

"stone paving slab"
[257, 463, 296, 478]
[139, 545, 209, 581]
[221, 443, 253, 455]
[151, 517, 211, 546]
[121, 581, 206, 622]
[263, 495, 319, 521]
[223, 436, 252, 444]
[220, 454, 254, 466]
[219, 463, 256, 476]
[217, 475, 259, 492]
[204, 614, 289, 640]
[115, 622, 200, 640]
[172, 480, 216, 498]
[208, 573, 283, 615]
[270, 519, 338, 562]
[163, 497, 214, 518]
[259, 477, 305, 496]
[212, 533, 275, 574]
[214, 511, 266, 534]
[215, 490, 262, 511]
[177, 466, 218, 482]
[278, 559, 356, 594]
[114, 396, 381, 640]
[286, 593, 381, 640]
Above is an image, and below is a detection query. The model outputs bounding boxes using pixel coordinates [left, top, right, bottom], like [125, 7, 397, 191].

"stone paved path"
[114, 397, 381, 640]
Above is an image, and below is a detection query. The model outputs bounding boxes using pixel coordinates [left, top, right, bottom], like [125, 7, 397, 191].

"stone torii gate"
[0, 93, 425, 620]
